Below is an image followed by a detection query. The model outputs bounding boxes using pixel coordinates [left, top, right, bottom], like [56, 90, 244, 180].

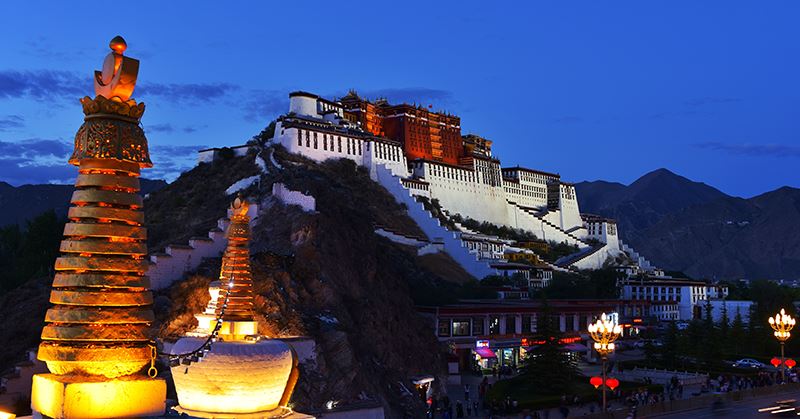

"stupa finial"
[94, 35, 139, 101]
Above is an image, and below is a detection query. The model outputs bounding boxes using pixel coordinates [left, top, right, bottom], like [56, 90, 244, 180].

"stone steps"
[148, 204, 258, 290]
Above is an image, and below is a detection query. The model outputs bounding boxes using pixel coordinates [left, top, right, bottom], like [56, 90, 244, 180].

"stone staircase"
[555, 244, 605, 269]
[373, 165, 498, 279]
[148, 204, 258, 290]
[513, 204, 590, 247]
[620, 240, 655, 271]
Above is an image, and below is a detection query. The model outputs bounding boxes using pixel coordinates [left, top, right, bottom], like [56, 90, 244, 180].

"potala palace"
[262, 90, 657, 282]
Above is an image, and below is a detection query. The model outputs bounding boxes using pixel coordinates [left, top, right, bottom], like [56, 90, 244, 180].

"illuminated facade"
[171, 197, 305, 418]
[31, 36, 166, 418]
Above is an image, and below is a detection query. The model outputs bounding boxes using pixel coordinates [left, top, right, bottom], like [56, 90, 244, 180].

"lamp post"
[768, 308, 795, 383]
[588, 313, 622, 412]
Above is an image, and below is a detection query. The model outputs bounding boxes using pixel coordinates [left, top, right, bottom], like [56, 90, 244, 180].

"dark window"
[506, 315, 517, 334]
[438, 319, 450, 337]
[472, 318, 484, 335]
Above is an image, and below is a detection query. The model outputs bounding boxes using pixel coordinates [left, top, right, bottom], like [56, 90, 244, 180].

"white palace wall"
[411, 161, 509, 226]
[273, 122, 408, 177]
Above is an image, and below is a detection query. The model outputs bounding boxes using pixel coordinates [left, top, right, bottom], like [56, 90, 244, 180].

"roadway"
[648, 390, 800, 418]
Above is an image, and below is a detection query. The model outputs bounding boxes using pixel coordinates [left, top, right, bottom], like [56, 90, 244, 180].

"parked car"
[732, 358, 767, 369]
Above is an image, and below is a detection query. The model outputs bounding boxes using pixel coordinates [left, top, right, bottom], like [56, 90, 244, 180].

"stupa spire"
[216, 195, 256, 324]
[31, 36, 166, 418]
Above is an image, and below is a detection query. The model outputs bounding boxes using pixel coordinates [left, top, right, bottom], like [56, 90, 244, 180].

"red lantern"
[606, 378, 620, 390]
[771, 358, 782, 368]
[590, 376, 603, 389]
[786, 359, 797, 368]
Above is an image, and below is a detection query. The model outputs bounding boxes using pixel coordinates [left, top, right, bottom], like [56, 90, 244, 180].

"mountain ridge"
[576, 169, 800, 280]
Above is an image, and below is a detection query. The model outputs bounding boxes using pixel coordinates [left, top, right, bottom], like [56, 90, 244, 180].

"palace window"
[472, 318, 484, 335]
[489, 316, 501, 335]
[338, 138, 342, 152]
[306, 131, 310, 147]
[437, 319, 451, 337]
[313, 132, 318, 149]
[297, 129, 302, 146]
[452, 319, 471, 337]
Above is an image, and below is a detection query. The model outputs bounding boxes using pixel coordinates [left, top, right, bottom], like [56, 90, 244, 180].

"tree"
[519, 300, 580, 394]
[660, 321, 679, 368]
[718, 302, 731, 358]
[730, 310, 746, 356]
[0, 210, 64, 294]
[699, 299, 722, 369]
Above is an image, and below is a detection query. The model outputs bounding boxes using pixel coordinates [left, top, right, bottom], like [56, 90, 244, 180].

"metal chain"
[152, 278, 235, 372]
[147, 343, 158, 378]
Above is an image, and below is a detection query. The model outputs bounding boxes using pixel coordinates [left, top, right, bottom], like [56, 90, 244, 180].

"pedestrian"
[456, 401, 464, 418]
[464, 383, 470, 401]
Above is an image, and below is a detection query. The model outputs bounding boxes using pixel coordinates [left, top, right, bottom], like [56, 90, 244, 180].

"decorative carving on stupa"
[31, 36, 165, 419]
[170, 196, 305, 418]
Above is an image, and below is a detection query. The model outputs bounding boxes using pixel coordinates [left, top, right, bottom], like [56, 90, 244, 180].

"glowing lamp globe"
[590, 376, 603, 389]
[605, 378, 620, 391]
[787, 359, 797, 368]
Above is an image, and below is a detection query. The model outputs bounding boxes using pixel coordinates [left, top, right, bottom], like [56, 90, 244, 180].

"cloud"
[0, 139, 208, 185]
[241, 89, 288, 122]
[683, 97, 741, 107]
[694, 141, 800, 158]
[147, 144, 208, 181]
[136, 82, 239, 103]
[0, 138, 75, 184]
[0, 69, 240, 105]
[183, 125, 207, 134]
[146, 123, 175, 133]
[0, 115, 24, 131]
[0, 70, 87, 100]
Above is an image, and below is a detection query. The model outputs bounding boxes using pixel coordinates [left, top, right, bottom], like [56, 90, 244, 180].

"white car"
[732, 358, 767, 369]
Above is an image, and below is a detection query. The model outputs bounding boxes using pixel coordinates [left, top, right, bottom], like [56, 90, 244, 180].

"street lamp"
[769, 308, 795, 383]
[588, 313, 622, 412]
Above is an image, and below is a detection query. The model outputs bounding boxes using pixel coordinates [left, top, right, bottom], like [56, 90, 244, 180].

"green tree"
[0, 210, 64, 294]
[719, 302, 731, 358]
[730, 310, 747, 357]
[660, 321, 679, 368]
[699, 299, 722, 369]
[519, 300, 580, 394]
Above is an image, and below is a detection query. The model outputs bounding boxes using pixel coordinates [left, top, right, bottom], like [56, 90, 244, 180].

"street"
[648, 390, 800, 419]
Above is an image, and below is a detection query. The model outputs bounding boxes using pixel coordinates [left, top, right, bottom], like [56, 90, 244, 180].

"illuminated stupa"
[30, 36, 166, 418]
[171, 197, 307, 418]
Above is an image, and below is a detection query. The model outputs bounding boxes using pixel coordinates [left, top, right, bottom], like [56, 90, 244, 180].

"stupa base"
[31, 373, 166, 418]
[172, 406, 314, 419]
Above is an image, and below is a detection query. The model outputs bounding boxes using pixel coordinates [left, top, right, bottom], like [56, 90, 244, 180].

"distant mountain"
[577, 168, 728, 234]
[576, 169, 800, 280]
[0, 179, 168, 227]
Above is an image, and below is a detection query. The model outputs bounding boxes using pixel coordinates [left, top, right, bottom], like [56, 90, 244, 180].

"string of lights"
[157, 278, 235, 369]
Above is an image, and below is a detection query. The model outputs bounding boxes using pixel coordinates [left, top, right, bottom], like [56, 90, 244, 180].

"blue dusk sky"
[0, 1, 798, 197]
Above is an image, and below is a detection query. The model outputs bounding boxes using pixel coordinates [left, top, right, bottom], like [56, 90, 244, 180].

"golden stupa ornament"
[31, 36, 166, 419]
[170, 196, 304, 418]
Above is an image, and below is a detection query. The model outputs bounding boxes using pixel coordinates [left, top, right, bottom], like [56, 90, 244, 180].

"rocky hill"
[576, 169, 800, 280]
[0, 179, 167, 227]
[0, 145, 473, 417]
